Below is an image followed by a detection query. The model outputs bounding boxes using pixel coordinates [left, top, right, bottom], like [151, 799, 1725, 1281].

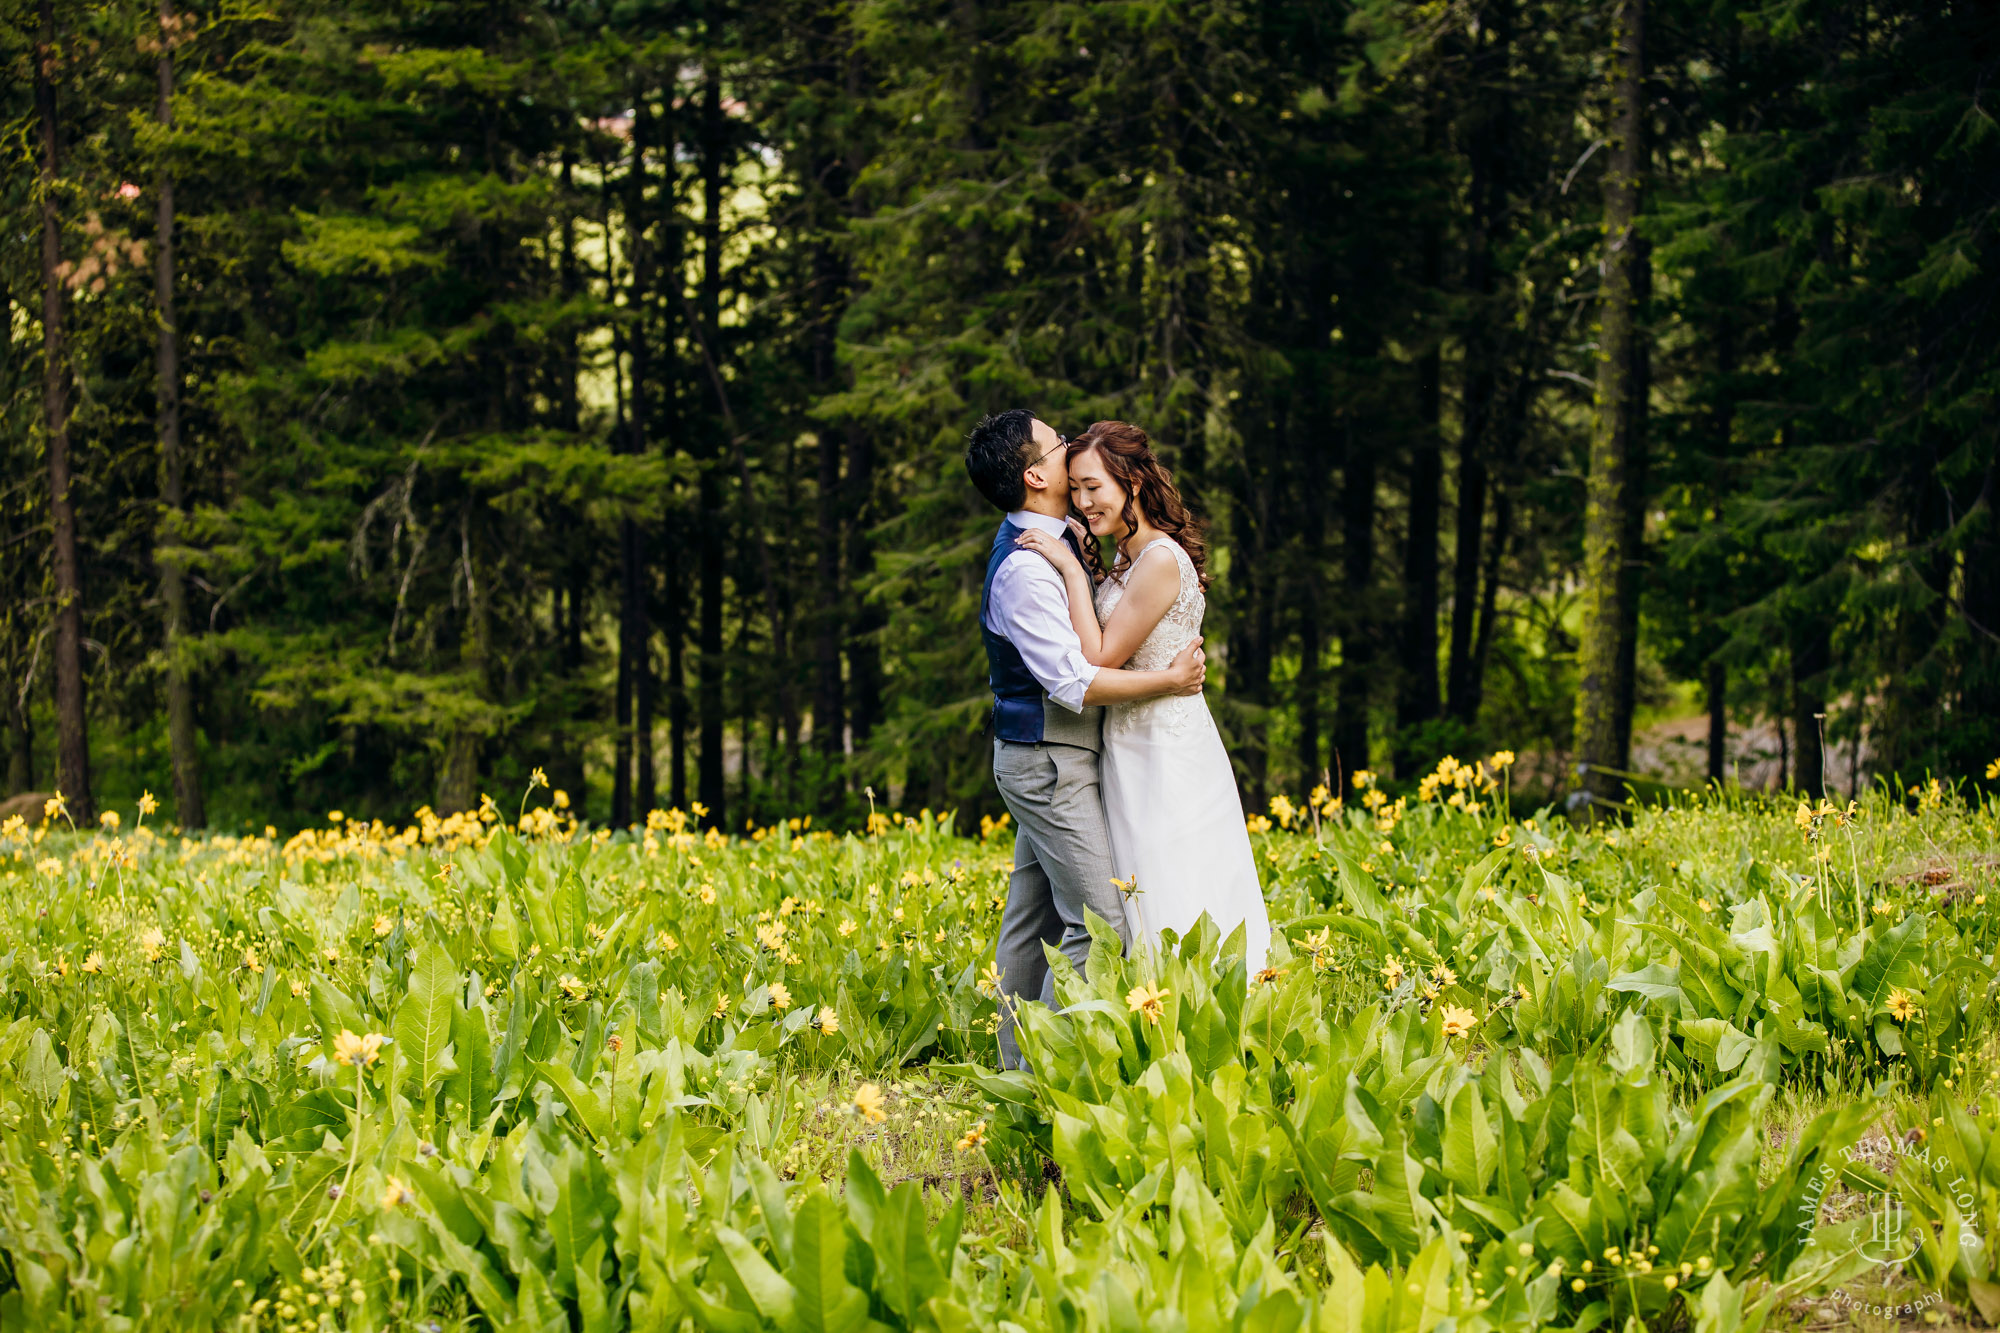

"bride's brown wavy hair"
[1067, 421, 1211, 591]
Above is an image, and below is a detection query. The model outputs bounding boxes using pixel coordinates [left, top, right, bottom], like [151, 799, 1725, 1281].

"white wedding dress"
[1096, 538, 1270, 976]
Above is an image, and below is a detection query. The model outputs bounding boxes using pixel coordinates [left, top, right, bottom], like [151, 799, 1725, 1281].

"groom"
[964, 409, 1206, 1069]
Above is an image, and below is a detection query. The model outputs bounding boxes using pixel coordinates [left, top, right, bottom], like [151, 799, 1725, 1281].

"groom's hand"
[1168, 637, 1206, 696]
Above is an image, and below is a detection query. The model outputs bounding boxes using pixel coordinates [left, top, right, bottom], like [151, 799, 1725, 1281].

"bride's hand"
[1015, 528, 1083, 580]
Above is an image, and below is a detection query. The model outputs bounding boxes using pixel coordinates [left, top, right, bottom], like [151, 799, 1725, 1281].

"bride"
[1014, 420, 1270, 976]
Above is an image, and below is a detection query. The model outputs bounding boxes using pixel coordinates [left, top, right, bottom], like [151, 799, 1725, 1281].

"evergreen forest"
[5, 0, 1998, 832]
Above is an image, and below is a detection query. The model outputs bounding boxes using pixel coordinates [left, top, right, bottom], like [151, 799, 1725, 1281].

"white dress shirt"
[983, 509, 1099, 713]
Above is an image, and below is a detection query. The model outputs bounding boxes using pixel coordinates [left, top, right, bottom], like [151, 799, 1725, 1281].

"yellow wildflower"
[698, 884, 717, 905]
[530, 766, 548, 789]
[839, 917, 857, 937]
[853, 1082, 887, 1122]
[138, 791, 159, 817]
[1380, 956, 1407, 990]
[1431, 963, 1457, 987]
[329, 810, 345, 824]
[1888, 989, 1917, 1023]
[817, 1007, 839, 1034]
[99, 809, 121, 831]
[756, 921, 786, 951]
[380, 1176, 415, 1209]
[1441, 1006, 1478, 1038]
[1255, 965, 1288, 985]
[141, 927, 166, 961]
[290, 978, 308, 997]
[558, 975, 587, 1001]
[1125, 983, 1170, 1024]
[372, 914, 393, 937]
[81, 951, 105, 974]
[333, 1030, 385, 1067]
[957, 1120, 989, 1152]
[768, 981, 792, 1011]
[36, 857, 62, 877]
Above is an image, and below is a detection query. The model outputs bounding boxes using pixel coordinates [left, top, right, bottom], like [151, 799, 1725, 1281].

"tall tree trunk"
[1705, 659, 1727, 785]
[626, 94, 656, 817]
[665, 530, 689, 809]
[602, 149, 634, 828]
[1467, 485, 1513, 717]
[4, 685, 28, 795]
[1791, 624, 1829, 798]
[437, 508, 488, 815]
[811, 310, 845, 778]
[1295, 405, 1324, 785]
[1611, 231, 1652, 772]
[1574, 0, 1645, 816]
[1395, 252, 1443, 775]
[153, 0, 203, 828]
[1333, 419, 1377, 791]
[1446, 5, 1513, 725]
[696, 62, 727, 828]
[844, 424, 882, 755]
[37, 0, 92, 824]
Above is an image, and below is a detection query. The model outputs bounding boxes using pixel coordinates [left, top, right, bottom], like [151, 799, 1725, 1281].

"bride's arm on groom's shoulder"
[1014, 528, 1109, 663]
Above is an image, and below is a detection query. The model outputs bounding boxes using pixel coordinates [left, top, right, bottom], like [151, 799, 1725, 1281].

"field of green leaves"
[3, 765, 1999, 1332]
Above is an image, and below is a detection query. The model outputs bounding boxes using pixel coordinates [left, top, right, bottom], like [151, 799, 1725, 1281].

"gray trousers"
[992, 739, 1128, 1069]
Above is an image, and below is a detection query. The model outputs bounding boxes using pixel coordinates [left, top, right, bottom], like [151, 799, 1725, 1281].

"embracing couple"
[966, 409, 1270, 1069]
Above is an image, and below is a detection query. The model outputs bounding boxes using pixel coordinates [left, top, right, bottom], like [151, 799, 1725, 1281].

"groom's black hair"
[964, 409, 1040, 512]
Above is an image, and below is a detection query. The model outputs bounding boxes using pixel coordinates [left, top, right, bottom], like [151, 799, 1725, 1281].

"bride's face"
[1068, 447, 1131, 539]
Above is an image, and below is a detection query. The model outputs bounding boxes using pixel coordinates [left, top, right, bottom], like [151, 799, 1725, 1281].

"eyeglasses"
[1028, 434, 1068, 471]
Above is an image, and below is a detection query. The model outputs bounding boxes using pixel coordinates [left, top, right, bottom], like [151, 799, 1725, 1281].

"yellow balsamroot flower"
[817, 1006, 839, 1034]
[957, 1120, 988, 1152]
[1254, 966, 1289, 986]
[1380, 956, 1407, 990]
[1126, 983, 1169, 1025]
[333, 1030, 385, 1067]
[324, 946, 341, 965]
[372, 914, 393, 937]
[45, 792, 68, 820]
[243, 948, 263, 974]
[141, 927, 166, 961]
[99, 809, 121, 831]
[138, 791, 159, 817]
[553, 789, 571, 810]
[380, 1176, 415, 1209]
[1888, 989, 1918, 1023]
[838, 917, 857, 937]
[558, 975, 587, 1001]
[853, 1082, 887, 1122]
[979, 960, 1003, 996]
[81, 952, 105, 974]
[1245, 814, 1273, 835]
[290, 978, 308, 997]
[1493, 826, 1513, 848]
[1442, 1006, 1478, 1038]
[655, 930, 680, 952]
[1490, 750, 1516, 768]
[756, 921, 786, 951]
[36, 858, 62, 877]
[1111, 875, 1140, 901]
[1986, 758, 2000, 781]
[530, 766, 548, 789]
[329, 810, 345, 824]
[1352, 769, 1376, 790]
[1269, 794, 1297, 829]
[698, 884, 717, 905]
[768, 981, 792, 1011]
[1431, 963, 1457, 987]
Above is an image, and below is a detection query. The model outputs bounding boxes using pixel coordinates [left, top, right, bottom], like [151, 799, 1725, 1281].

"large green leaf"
[1853, 913, 1927, 1009]
[395, 943, 460, 1101]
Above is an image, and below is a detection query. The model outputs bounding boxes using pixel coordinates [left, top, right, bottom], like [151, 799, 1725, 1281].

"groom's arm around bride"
[963, 409, 1204, 1070]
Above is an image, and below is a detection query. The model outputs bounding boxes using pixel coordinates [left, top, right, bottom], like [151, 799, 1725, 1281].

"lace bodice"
[1094, 539, 1208, 737]
[1094, 538, 1205, 666]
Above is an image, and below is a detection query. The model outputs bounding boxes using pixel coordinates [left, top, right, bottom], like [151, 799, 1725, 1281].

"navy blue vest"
[981, 518, 1084, 743]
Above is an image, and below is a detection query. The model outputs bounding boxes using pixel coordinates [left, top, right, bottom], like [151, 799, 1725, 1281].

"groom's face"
[1022, 418, 1068, 494]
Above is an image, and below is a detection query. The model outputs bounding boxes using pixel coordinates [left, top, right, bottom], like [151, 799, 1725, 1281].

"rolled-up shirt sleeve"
[985, 552, 1100, 713]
